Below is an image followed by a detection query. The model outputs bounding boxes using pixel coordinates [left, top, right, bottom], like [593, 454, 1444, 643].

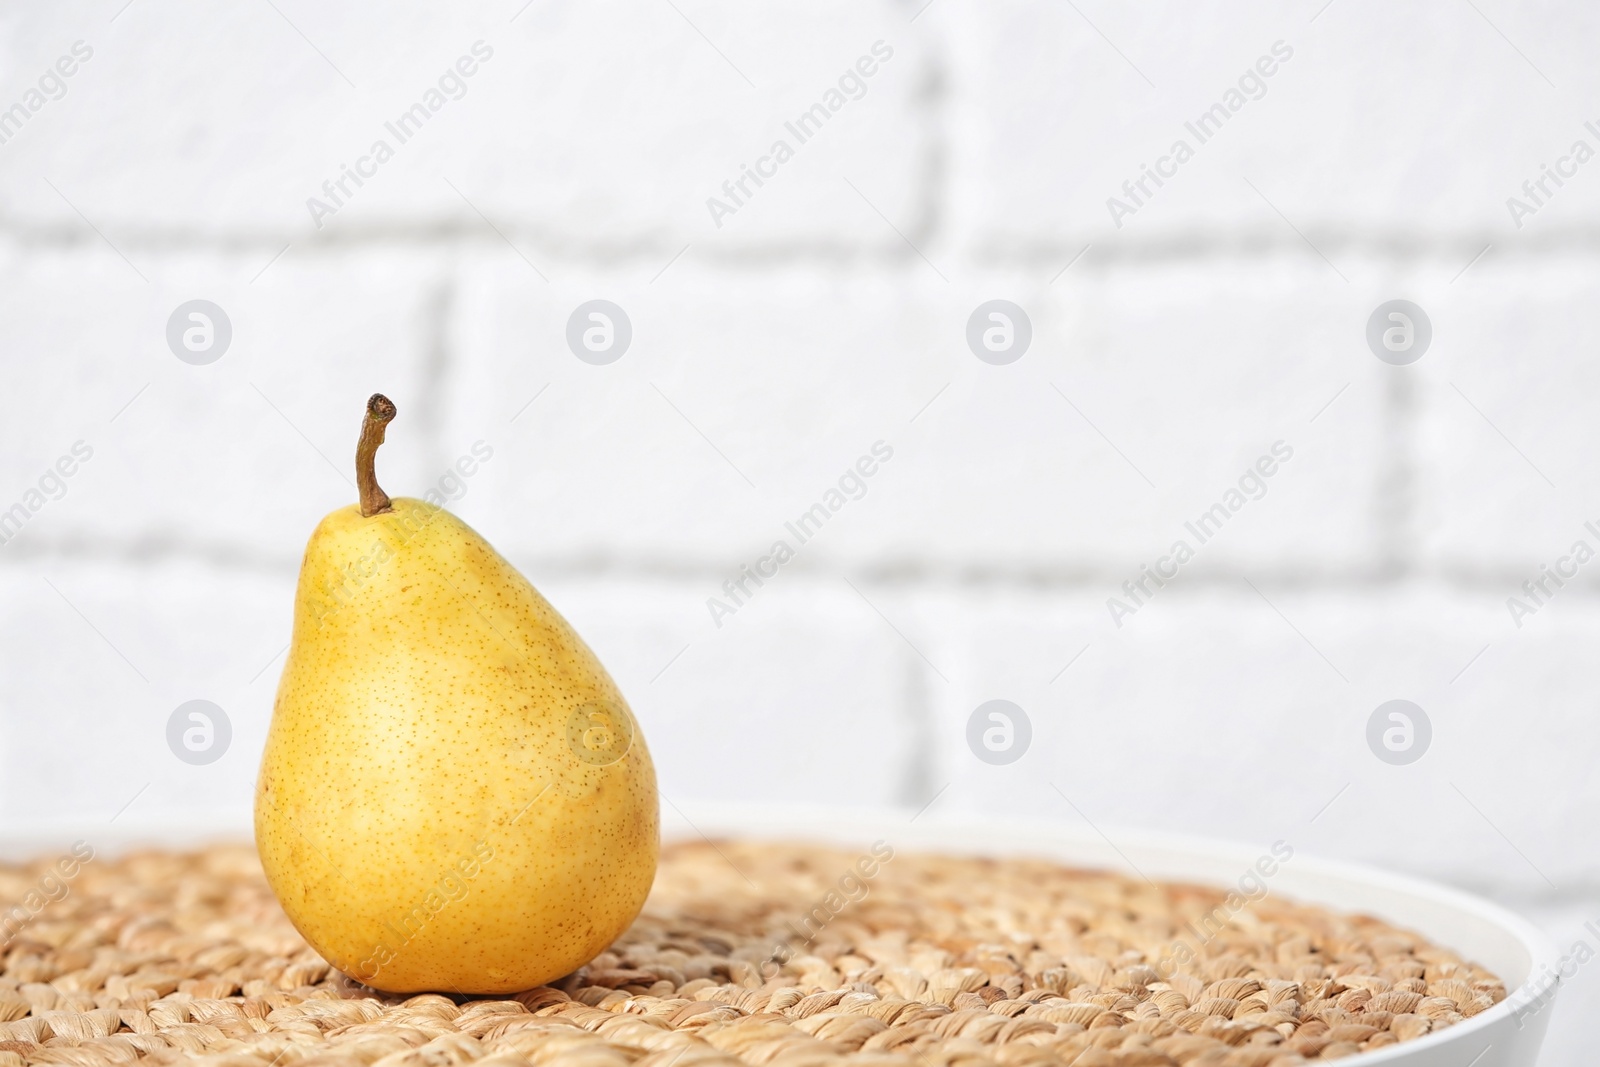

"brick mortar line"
[1474, 884, 1600, 908]
[1, 543, 1597, 599]
[7, 225, 1600, 264]
[412, 277, 457, 481]
[1375, 354, 1417, 576]
[888, 13, 946, 807]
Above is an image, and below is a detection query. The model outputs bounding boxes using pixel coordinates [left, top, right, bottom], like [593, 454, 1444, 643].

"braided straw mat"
[0, 839, 1505, 1067]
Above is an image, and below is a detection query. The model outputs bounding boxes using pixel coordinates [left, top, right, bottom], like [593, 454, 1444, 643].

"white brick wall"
[0, 1, 1596, 1059]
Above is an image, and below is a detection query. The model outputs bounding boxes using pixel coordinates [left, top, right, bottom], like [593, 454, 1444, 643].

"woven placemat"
[0, 839, 1504, 1066]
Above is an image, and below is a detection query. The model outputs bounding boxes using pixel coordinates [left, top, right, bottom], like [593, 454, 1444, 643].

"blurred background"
[0, 0, 1595, 1059]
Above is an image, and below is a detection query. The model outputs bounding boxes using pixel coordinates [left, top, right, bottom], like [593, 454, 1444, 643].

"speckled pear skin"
[255, 498, 658, 994]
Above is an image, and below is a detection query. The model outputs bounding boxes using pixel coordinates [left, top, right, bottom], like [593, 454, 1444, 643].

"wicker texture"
[0, 840, 1504, 1066]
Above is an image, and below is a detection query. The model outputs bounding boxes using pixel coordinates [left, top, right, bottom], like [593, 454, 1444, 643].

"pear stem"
[356, 393, 396, 517]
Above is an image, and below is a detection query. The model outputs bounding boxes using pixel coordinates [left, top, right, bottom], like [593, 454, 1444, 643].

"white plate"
[2, 808, 1559, 1065]
[662, 803, 1560, 1067]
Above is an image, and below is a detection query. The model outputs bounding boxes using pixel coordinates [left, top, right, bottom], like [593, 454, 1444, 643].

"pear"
[255, 394, 658, 994]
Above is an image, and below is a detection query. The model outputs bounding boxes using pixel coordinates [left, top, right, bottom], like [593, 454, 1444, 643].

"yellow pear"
[255, 394, 658, 994]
